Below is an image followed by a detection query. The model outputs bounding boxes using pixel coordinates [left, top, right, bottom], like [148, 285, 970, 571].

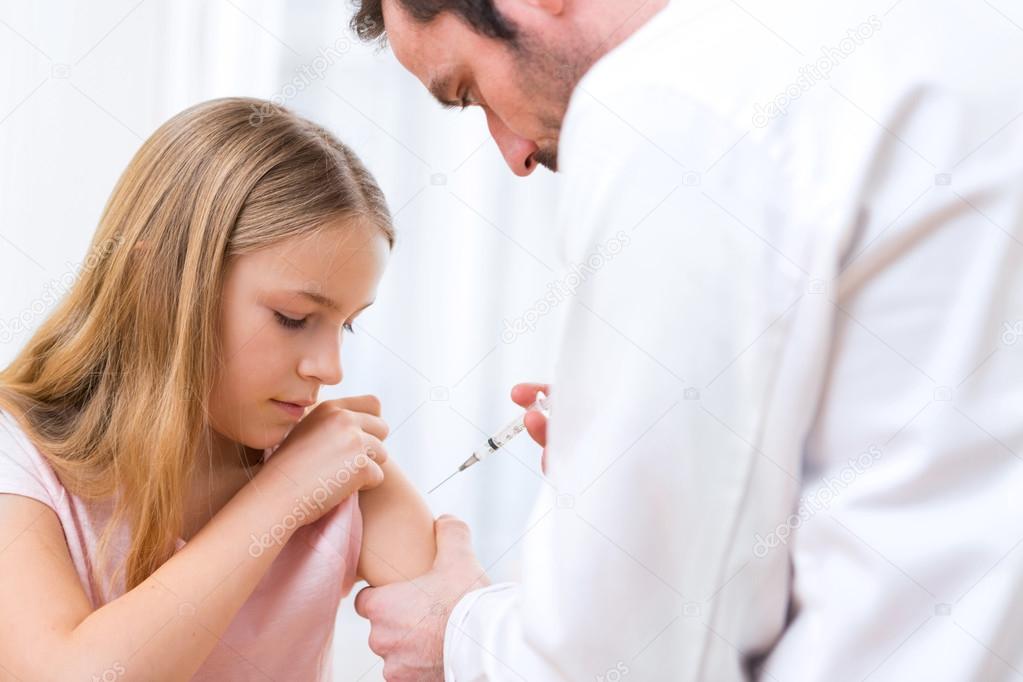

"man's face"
[382, 0, 589, 176]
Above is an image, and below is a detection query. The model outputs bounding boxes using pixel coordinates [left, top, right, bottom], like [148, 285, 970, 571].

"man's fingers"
[510, 383, 550, 408]
[354, 585, 375, 618]
[523, 410, 547, 448]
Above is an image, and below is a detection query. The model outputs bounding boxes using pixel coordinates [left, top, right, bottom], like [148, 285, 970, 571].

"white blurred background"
[0, 1, 565, 678]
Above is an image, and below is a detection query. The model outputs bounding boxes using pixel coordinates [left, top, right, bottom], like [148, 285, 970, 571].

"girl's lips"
[271, 399, 305, 420]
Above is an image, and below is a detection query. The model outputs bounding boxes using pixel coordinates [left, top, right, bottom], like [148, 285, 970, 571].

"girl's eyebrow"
[293, 289, 341, 312]
[286, 289, 375, 315]
[352, 300, 375, 315]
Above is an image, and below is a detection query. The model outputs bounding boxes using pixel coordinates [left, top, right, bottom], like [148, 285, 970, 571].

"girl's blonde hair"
[0, 97, 394, 595]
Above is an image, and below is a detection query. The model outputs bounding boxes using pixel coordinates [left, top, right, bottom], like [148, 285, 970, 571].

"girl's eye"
[343, 322, 355, 334]
[274, 311, 307, 330]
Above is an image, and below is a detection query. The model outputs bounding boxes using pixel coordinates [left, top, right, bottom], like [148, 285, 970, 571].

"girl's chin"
[238, 421, 294, 452]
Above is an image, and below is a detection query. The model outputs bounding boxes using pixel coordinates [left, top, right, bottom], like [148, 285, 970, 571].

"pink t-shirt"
[0, 409, 362, 680]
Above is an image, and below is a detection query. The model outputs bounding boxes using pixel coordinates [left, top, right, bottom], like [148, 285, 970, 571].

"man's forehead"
[382, 0, 461, 90]
[393, 34, 462, 106]
[381, 0, 433, 65]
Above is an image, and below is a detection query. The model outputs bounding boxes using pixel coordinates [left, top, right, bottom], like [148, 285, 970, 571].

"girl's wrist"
[238, 464, 307, 540]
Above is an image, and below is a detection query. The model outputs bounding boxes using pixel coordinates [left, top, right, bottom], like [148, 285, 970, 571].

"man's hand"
[512, 382, 550, 473]
[354, 515, 491, 682]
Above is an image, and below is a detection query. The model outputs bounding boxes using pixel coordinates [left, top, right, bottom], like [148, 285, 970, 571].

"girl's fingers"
[523, 409, 547, 448]
[355, 413, 390, 441]
[511, 383, 551, 408]
[329, 394, 383, 416]
[359, 433, 389, 466]
[357, 459, 385, 491]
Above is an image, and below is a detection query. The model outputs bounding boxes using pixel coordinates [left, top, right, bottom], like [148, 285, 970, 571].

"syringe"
[428, 391, 550, 493]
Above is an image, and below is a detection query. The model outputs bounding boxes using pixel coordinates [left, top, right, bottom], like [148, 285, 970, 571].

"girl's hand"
[511, 383, 550, 474]
[256, 395, 390, 527]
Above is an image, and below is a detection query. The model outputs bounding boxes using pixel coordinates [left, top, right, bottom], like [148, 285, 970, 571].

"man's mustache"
[532, 146, 559, 172]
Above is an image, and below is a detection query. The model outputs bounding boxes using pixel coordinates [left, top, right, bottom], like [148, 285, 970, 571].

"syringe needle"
[427, 470, 460, 494]
[427, 391, 550, 494]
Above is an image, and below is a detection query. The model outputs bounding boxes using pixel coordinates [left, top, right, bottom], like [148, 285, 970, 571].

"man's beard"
[511, 29, 591, 173]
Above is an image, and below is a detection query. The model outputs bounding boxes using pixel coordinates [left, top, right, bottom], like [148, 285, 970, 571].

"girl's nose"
[299, 338, 343, 387]
[485, 109, 539, 177]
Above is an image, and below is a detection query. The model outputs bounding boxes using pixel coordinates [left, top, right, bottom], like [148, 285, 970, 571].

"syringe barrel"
[474, 391, 550, 463]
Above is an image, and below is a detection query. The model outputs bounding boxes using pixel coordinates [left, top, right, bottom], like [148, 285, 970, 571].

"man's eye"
[274, 311, 307, 330]
[459, 90, 479, 110]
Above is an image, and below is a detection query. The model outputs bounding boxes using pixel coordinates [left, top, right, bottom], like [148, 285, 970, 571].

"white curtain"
[0, 1, 564, 678]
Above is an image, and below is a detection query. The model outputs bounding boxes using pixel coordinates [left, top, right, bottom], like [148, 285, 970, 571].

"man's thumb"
[433, 514, 473, 567]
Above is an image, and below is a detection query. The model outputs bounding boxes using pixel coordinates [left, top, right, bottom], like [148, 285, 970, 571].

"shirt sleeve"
[0, 411, 60, 510]
[442, 80, 813, 680]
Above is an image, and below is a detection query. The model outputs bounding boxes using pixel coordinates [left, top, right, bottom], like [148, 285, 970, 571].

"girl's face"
[208, 218, 390, 453]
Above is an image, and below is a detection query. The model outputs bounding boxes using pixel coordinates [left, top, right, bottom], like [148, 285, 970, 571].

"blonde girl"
[0, 97, 435, 680]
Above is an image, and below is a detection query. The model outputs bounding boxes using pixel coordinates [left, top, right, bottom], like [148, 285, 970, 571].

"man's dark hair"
[350, 0, 518, 44]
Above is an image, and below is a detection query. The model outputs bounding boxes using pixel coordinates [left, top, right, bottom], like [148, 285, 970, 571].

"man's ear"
[513, 0, 565, 17]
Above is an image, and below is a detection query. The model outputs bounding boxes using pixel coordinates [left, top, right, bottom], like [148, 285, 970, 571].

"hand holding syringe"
[428, 388, 551, 493]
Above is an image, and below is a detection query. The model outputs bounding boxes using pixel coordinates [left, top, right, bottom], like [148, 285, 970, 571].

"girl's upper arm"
[356, 459, 436, 586]
[0, 493, 92, 678]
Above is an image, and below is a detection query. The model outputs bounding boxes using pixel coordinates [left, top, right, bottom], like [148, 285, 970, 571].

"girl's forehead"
[230, 224, 390, 299]
[252, 222, 387, 269]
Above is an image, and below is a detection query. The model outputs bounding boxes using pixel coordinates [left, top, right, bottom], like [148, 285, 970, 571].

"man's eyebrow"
[427, 74, 460, 109]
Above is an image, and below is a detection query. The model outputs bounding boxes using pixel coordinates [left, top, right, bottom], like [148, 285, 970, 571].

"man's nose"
[485, 109, 539, 177]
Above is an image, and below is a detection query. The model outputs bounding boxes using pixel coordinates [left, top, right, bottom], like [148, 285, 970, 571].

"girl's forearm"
[59, 465, 352, 681]
[357, 458, 436, 586]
